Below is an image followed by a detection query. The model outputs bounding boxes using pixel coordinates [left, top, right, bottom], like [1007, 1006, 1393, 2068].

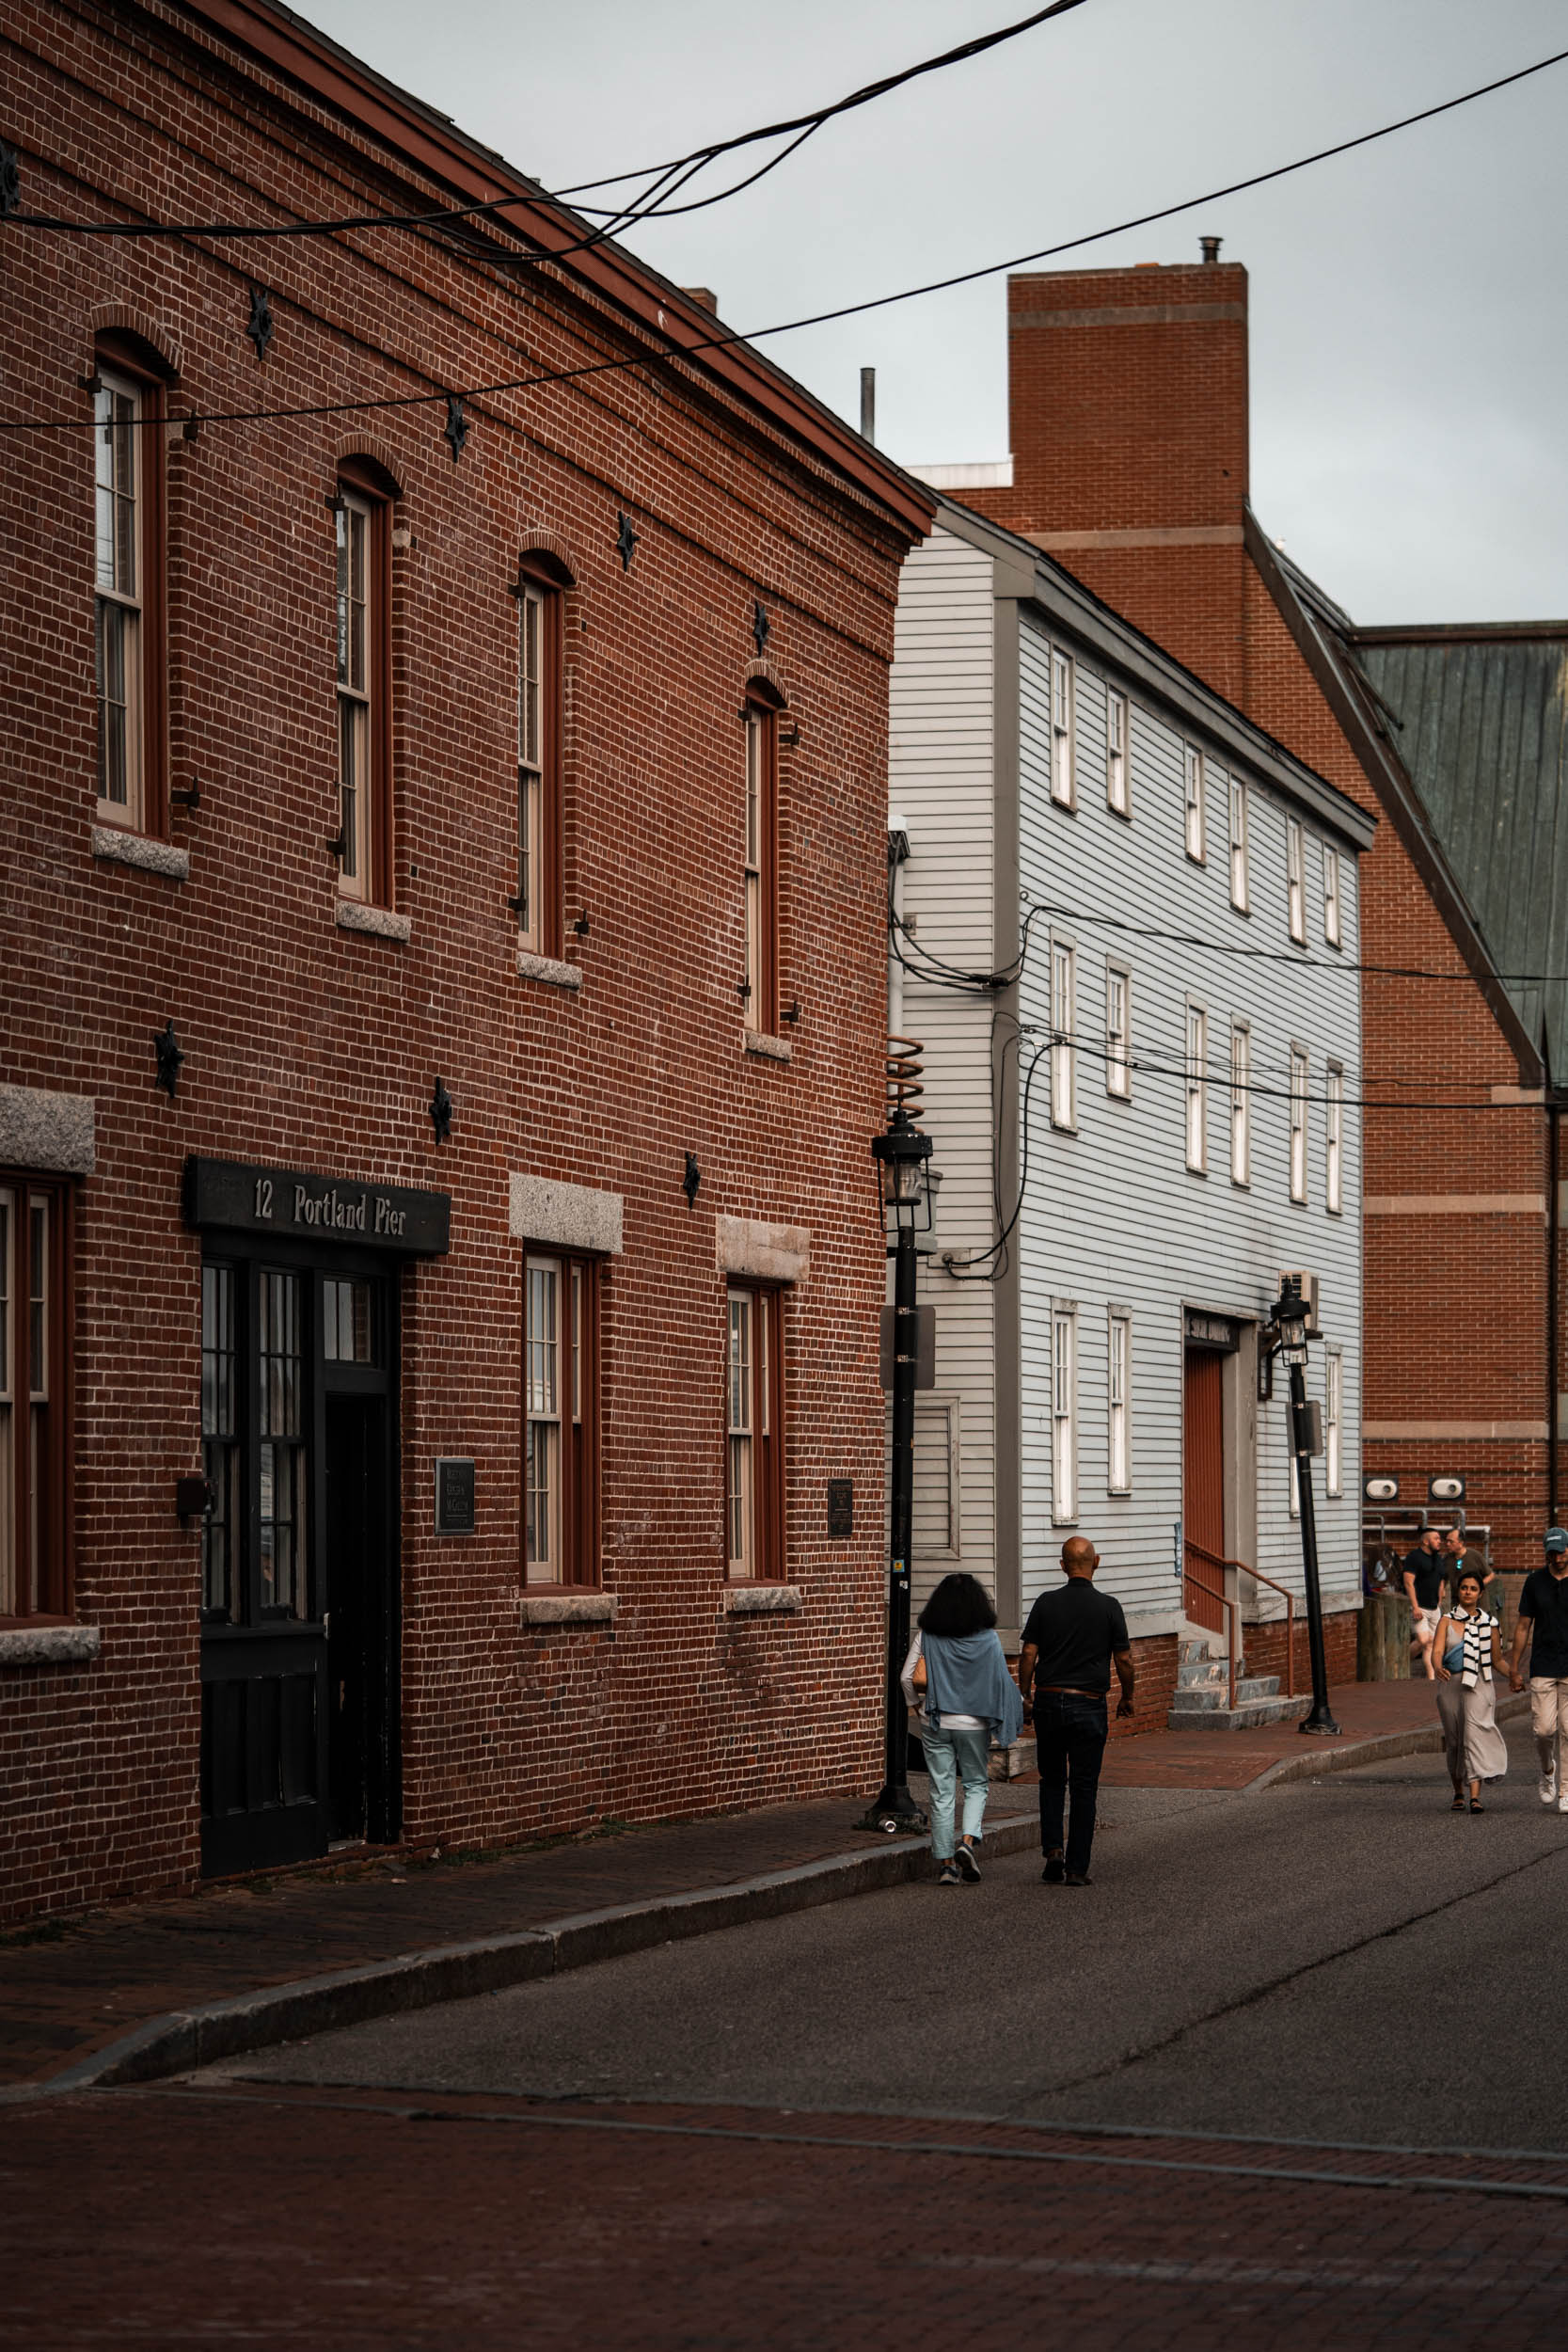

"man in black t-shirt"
[1510, 1526, 1568, 1812]
[1018, 1536, 1134, 1886]
[1402, 1529, 1447, 1681]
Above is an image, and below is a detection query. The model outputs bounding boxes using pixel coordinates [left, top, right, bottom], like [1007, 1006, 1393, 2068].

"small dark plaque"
[827, 1479, 854, 1539]
[435, 1457, 476, 1535]
[184, 1156, 451, 1256]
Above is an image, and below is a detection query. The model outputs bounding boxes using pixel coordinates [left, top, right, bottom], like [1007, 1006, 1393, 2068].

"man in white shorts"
[1511, 1526, 1568, 1811]
[1402, 1526, 1447, 1681]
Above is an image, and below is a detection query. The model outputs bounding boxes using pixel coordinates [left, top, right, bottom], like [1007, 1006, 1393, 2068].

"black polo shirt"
[1022, 1581, 1130, 1697]
[1519, 1566, 1568, 1679]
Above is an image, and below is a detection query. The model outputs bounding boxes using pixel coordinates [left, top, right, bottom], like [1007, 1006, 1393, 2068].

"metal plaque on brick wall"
[184, 1156, 451, 1255]
[827, 1479, 854, 1539]
[435, 1458, 476, 1534]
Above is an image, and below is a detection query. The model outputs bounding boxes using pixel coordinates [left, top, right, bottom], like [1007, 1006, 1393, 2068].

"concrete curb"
[1246, 1692, 1532, 1792]
[4, 1812, 1041, 2102]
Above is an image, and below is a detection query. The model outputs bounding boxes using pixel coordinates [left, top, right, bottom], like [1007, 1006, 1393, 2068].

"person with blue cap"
[1509, 1526, 1568, 1811]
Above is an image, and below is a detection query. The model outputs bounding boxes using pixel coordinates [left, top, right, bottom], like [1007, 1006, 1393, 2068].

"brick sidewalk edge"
[0, 1815, 1042, 2102]
[1244, 1691, 1531, 1792]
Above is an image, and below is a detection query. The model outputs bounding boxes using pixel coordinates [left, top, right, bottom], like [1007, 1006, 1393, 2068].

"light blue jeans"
[923, 1722, 990, 1858]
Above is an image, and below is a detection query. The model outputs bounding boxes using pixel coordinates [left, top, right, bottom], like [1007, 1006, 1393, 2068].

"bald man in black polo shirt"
[1018, 1537, 1134, 1886]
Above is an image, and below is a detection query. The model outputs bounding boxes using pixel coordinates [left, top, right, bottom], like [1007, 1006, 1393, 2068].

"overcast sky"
[304, 0, 1568, 622]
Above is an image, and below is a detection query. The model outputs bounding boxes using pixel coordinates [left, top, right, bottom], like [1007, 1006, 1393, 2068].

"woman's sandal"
[1451, 1792, 1466, 1811]
[1469, 1798, 1485, 1813]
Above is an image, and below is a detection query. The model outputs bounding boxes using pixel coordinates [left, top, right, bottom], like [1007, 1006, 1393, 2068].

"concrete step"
[1172, 1674, 1283, 1709]
[1166, 1692, 1313, 1732]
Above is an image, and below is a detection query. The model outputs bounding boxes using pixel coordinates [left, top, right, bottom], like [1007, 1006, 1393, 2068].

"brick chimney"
[961, 250, 1250, 705]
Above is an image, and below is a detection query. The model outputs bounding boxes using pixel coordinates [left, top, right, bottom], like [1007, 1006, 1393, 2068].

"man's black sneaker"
[1064, 1869, 1092, 1886]
[1041, 1851, 1065, 1883]
[957, 1843, 982, 1883]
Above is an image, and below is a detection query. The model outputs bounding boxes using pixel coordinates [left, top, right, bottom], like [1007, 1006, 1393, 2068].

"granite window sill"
[743, 1030, 792, 1064]
[517, 950, 582, 991]
[337, 900, 412, 944]
[91, 826, 189, 881]
[0, 1623, 102, 1666]
[723, 1583, 802, 1615]
[519, 1591, 617, 1625]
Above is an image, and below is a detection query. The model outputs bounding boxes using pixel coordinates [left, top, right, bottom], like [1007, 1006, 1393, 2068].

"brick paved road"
[4, 2083, 1565, 2349]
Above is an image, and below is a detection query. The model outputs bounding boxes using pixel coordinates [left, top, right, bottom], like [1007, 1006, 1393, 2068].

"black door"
[199, 1258, 399, 1875]
[325, 1393, 396, 1844]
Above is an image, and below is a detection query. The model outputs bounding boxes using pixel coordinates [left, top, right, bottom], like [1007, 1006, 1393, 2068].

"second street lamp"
[865, 1108, 934, 1831]
[1268, 1271, 1340, 1738]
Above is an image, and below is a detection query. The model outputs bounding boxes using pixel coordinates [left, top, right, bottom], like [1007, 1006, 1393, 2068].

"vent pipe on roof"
[860, 367, 876, 446]
[1199, 236, 1222, 264]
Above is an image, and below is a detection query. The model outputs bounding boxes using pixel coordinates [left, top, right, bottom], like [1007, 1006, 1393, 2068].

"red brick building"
[0, 0, 931, 1919]
[940, 251, 1556, 1591]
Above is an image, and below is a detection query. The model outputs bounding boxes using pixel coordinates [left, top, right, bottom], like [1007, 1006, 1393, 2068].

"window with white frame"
[1184, 744, 1206, 862]
[1286, 817, 1306, 944]
[95, 371, 144, 830]
[1290, 1047, 1308, 1202]
[1228, 776, 1249, 912]
[1107, 1312, 1131, 1494]
[1325, 1351, 1343, 1498]
[1052, 1307, 1077, 1522]
[1051, 939, 1076, 1127]
[1105, 963, 1131, 1099]
[1230, 1021, 1250, 1186]
[1050, 647, 1075, 807]
[1323, 844, 1342, 947]
[1326, 1061, 1344, 1214]
[1186, 1002, 1208, 1171]
[1106, 688, 1129, 816]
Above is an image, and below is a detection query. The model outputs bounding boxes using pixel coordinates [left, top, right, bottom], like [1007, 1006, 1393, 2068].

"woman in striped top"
[1433, 1567, 1510, 1812]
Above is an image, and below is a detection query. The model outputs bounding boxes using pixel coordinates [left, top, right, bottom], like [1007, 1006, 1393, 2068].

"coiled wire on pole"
[886, 1035, 925, 1124]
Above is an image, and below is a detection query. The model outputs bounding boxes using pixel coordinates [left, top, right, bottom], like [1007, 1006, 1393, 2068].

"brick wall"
[0, 0, 927, 1921]
[960, 251, 1551, 1586]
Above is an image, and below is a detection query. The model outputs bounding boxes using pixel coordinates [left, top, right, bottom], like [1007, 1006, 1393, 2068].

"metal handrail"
[1185, 1536, 1299, 1698]
[1180, 1551, 1239, 1712]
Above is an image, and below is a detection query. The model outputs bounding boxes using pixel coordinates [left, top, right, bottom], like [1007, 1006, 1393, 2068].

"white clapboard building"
[889, 499, 1374, 1691]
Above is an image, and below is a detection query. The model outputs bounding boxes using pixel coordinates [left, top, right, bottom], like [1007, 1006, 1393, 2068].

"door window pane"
[259, 1271, 307, 1618]
[201, 1264, 239, 1618]
[323, 1278, 372, 1363]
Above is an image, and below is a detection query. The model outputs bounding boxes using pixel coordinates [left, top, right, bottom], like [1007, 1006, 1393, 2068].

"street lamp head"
[873, 1116, 934, 1232]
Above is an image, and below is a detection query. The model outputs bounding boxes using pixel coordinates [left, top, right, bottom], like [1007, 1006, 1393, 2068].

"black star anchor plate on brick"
[443, 395, 468, 463]
[752, 599, 770, 657]
[430, 1077, 454, 1145]
[246, 286, 274, 362]
[615, 511, 640, 570]
[154, 1020, 184, 1100]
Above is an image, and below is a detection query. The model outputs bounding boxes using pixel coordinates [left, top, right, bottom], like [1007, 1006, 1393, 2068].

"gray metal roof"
[1353, 627, 1568, 1074]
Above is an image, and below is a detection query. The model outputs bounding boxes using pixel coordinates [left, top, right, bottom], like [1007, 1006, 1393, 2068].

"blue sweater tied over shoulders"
[922, 1629, 1024, 1747]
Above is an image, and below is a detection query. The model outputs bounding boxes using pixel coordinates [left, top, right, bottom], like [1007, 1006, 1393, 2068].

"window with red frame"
[742, 692, 781, 1031]
[93, 337, 167, 836]
[0, 1175, 72, 1619]
[515, 562, 565, 956]
[334, 464, 394, 906]
[524, 1250, 600, 1585]
[726, 1285, 784, 1581]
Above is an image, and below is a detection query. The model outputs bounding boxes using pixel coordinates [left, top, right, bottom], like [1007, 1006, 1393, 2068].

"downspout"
[1550, 1100, 1560, 1523]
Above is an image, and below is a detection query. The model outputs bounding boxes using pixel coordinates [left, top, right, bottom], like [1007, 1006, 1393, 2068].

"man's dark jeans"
[1036, 1689, 1108, 1877]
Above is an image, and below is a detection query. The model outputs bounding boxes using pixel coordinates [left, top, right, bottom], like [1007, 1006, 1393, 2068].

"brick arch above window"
[89, 307, 182, 383]
[333, 437, 404, 501]
[516, 527, 577, 588]
[745, 659, 789, 710]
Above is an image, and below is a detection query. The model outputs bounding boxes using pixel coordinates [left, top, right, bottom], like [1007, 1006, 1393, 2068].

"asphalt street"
[225, 1720, 1568, 2151]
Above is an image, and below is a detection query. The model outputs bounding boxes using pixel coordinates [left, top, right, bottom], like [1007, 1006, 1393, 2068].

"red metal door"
[1182, 1348, 1226, 1631]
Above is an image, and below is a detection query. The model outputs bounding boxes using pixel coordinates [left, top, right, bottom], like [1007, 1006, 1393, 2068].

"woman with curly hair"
[902, 1572, 1022, 1884]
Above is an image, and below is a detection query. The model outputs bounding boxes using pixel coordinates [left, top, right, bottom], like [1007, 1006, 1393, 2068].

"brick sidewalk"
[6, 2084, 1565, 2347]
[1097, 1677, 1506, 1788]
[0, 1785, 1036, 2091]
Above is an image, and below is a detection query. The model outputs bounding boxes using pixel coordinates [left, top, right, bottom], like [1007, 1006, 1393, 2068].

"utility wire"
[5, 39, 1563, 437]
[0, 3, 1087, 242]
[1021, 901, 1568, 987]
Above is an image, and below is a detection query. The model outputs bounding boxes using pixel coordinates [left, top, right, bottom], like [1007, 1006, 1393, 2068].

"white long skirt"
[1463, 1675, 1510, 1784]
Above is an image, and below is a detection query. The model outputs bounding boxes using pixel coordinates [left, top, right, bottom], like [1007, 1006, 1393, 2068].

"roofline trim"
[1244, 511, 1544, 1086]
[1354, 621, 1568, 645]
[178, 0, 936, 538]
[933, 496, 1377, 851]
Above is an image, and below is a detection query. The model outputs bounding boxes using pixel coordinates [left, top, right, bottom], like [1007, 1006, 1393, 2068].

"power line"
[0, 3, 1087, 243]
[5, 39, 1564, 438]
[1022, 901, 1568, 987]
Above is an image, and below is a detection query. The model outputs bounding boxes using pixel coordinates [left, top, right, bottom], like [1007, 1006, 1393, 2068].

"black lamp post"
[864, 1110, 934, 1830]
[1268, 1273, 1340, 1737]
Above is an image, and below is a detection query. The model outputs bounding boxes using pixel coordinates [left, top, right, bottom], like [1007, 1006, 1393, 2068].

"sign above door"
[1183, 1309, 1242, 1352]
[184, 1156, 451, 1255]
